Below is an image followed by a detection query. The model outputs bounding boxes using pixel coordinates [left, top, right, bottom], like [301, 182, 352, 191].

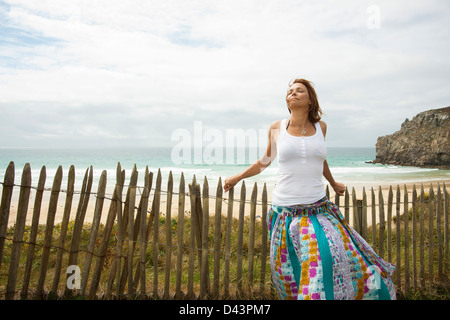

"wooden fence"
[0, 161, 448, 300]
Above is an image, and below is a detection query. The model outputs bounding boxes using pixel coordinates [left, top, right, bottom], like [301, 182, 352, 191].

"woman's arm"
[223, 160, 268, 193]
[323, 160, 345, 196]
[224, 121, 279, 192]
[320, 121, 345, 196]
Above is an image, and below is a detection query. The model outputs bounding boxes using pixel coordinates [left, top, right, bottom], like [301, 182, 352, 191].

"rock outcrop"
[373, 106, 450, 169]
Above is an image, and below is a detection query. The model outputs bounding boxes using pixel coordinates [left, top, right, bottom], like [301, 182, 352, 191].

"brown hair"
[287, 78, 323, 123]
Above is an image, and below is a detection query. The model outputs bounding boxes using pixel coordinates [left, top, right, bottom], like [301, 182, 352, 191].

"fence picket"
[428, 185, 435, 284]
[224, 186, 234, 298]
[419, 184, 425, 287]
[106, 164, 124, 298]
[387, 186, 393, 263]
[444, 183, 448, 279]
[164, 171, 174, 299]
[236, 181, 246, 293]
[137, 166, 151, 297]
[260, 183, 268, 295]
[362, 187, 367, 240]
[200, 177, 209, 299]
[404, 184, 410, 294]
[0, 162, 15, 270]
[131, 169, 155, 295]
[125, 166, 138, 296]
[344, 187, 349, 222]
[50, 165, 74, 295]
[6, 163, 31, 299]
[152, 169, 162, 299]
[22, 165, 46, 298]
[65, 166, 93, 296]
[187, 175, 197, 299]
[352, 187, 358, 232]
[248, 182, 257, 288]
[371, 187, 376, 249]
[36, 165, 63, 298]
[378, 187, 385, 260]
[412, 184, 417, 290]
[213, 177, 222, 299]
[334, 187, 340, 207]
[395, 185, 401, 291]
[175, 172, 185, 299]
[81, 170, 107, 296]
[436, 184, 442, 281]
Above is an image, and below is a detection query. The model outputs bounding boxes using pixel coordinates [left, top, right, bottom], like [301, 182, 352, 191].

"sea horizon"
[1, 146, 449, 195]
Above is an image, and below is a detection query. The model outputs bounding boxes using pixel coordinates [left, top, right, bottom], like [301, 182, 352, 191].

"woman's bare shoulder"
[269, 120, 282, 130]
[318, 120, 327, 136]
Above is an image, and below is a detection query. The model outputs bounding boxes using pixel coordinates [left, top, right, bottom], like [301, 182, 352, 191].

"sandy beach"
[3, 176, 449, 228]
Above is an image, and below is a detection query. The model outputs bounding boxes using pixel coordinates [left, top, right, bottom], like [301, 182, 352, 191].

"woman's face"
[286, 82, 310, 109]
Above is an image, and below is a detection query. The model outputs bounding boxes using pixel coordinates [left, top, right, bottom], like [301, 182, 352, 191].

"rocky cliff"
[373, 106, 450, 169]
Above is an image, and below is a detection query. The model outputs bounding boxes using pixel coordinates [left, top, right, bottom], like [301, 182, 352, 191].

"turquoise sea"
[1, 147, 449, 194]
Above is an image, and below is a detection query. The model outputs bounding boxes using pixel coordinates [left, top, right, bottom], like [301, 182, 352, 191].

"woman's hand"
[331, 181, 346, 196]
[224, 175, 241, 192]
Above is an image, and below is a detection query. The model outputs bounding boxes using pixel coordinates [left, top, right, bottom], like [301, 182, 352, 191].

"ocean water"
[0, 147, 449, 193]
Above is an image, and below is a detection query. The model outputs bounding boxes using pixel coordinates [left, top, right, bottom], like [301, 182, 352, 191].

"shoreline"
[3, 177, 449, 228]
[367, 160, 450, 171]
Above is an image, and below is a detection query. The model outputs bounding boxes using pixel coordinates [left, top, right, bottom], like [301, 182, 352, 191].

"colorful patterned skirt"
[268, 197, 396, 300]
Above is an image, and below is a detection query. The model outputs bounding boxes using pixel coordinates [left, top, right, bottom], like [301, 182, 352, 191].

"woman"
[224, 79, 396, 300]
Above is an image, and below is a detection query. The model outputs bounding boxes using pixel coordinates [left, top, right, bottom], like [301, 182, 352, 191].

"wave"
[2, 161, 449, 192]
[331, 166, 440, 175]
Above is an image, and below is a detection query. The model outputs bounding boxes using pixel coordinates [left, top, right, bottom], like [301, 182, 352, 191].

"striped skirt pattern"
[268, 197, 396, 300]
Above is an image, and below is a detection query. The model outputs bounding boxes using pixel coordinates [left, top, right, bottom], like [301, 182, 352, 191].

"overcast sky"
[1, 0, 449, 150]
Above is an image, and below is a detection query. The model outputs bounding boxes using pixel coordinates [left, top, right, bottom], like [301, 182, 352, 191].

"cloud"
[0, 0, 449, 149]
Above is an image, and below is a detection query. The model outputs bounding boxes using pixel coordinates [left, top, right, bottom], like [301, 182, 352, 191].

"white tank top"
[272, 119, 327, 206]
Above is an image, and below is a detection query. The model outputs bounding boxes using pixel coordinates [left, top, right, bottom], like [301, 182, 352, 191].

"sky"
[0, 0, 449, 150]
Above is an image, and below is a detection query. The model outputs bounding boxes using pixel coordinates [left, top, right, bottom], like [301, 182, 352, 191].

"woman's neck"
[289, 109, 310, 128]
